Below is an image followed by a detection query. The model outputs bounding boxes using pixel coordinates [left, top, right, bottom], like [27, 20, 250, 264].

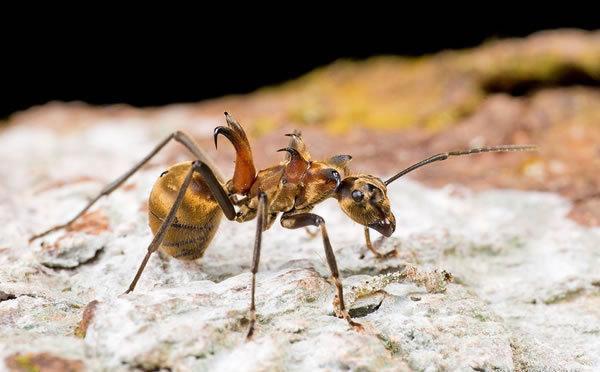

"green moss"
[249, 31, 600, 134]
[472, 311, 492, 322]
[250, 117, 278, 137]
[377, 334, 401, 355]
[303, 295, 317, 303]
[14, 355, 40, 372]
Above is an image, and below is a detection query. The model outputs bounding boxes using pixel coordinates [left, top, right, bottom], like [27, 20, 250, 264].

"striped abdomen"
[148, 162, 223, 260]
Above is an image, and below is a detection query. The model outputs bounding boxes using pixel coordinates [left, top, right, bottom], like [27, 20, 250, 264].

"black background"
[2, 15, 598, 119]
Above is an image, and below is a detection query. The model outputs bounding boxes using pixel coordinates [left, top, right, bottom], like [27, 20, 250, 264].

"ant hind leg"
[29, 130, 225, 242]
[246, 192, 268, 340]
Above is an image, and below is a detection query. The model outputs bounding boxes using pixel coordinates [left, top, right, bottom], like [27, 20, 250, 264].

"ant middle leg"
[246, 192, 268, 340]
[281, 213, 363, 331]
[29, 130, 228, 242]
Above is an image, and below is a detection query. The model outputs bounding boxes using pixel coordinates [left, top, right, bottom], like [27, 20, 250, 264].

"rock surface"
[1, 125, 598, 370]
[1, 30, 600, 371]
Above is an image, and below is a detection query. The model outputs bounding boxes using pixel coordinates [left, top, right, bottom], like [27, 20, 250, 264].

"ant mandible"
[30, 113, 537, 339]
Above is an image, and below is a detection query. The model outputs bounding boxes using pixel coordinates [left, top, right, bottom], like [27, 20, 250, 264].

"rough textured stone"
[1, 154, 598, 370]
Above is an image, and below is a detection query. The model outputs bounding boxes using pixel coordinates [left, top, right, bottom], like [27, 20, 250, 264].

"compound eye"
[352, 190, 364, 202]
[332, 170, 340, 180]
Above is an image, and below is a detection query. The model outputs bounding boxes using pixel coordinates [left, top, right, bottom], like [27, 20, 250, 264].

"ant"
[30, 112, 537, 339]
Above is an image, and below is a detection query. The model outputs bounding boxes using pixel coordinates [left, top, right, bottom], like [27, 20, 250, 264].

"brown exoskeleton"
[30, 113, 536, 338]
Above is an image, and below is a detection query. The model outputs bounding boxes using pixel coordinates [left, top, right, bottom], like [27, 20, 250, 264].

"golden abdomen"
[148, 162, 223, 260]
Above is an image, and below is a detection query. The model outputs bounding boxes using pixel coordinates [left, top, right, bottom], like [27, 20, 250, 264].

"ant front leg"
[281, 212, 363, 331]
[246, 192, 268, 340]
[364, 227, 397, 259]
[29, 130, 225, 242]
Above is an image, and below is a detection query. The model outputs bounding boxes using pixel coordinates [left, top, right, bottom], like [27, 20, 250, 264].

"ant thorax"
[233, 157, 347, 224]
[232, 131, 351, 225]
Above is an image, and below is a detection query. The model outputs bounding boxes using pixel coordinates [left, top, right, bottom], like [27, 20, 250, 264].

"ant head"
[334, 175, 396, 237]
[332, 144, 538, 238]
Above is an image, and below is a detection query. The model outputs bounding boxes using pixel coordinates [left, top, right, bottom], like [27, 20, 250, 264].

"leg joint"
[315, 216, 325, 227]
[191, 159, 206, 170]
[173, 130, 186, 140]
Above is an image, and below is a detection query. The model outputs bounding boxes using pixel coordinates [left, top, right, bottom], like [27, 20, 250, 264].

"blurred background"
[3, 17, 599, 118]
[2, 17, 599, 226]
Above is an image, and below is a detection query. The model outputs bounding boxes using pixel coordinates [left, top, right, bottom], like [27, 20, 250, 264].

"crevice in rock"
[126, 363, 172, 372]
[41, 245, 105, 270]
[0, 291, 39, 302]
[0, 290, 17, 302]
[190, 349, 216, 360]
[341, 264, 407, 278]
[482, 63, 600, 97]
[348, 298, 384, 318]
